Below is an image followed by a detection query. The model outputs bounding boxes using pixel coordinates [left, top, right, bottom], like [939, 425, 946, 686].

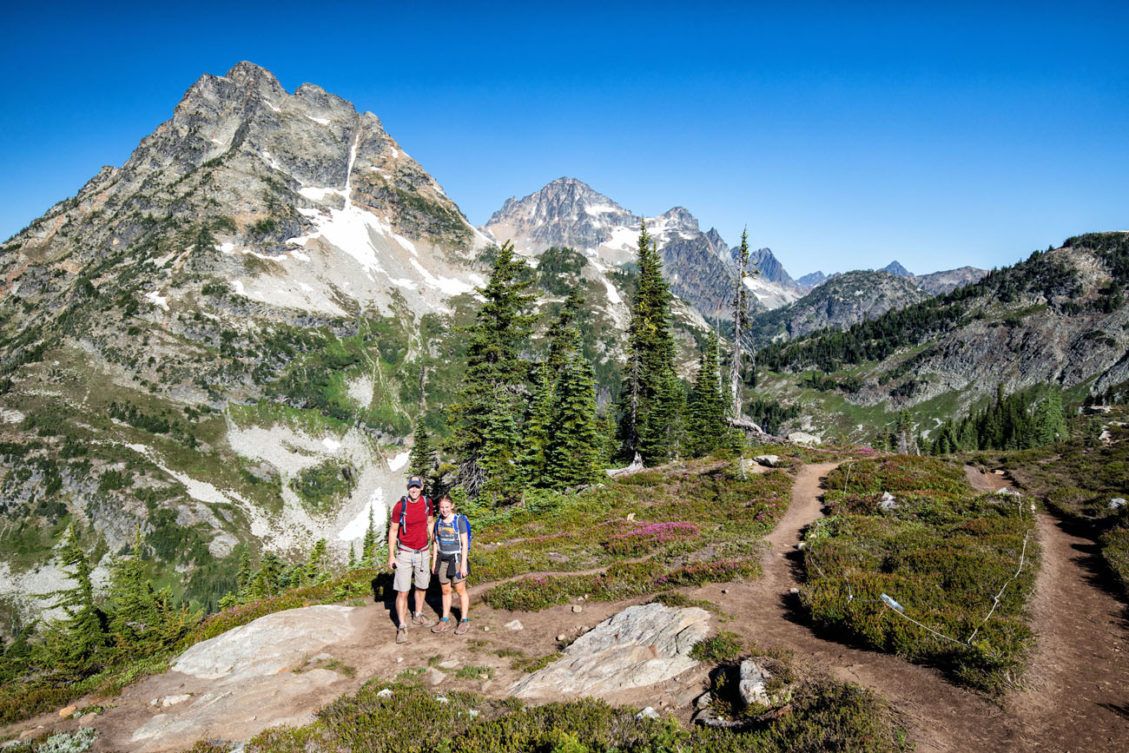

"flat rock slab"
[101, 605, 370, 753]
[510, 603, 709, 700]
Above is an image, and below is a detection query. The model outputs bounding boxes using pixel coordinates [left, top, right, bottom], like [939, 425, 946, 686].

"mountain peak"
[883, 260, 913, 277]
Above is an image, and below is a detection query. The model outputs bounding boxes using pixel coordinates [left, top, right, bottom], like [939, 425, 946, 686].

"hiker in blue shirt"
[430, 496, 472, 635]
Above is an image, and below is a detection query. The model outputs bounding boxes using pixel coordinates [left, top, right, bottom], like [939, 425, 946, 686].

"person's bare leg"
[441, 583, 453, 619]
[395, 590, 408, 628]
[413, 586, 427, 617]
[456, 582, 469, 621]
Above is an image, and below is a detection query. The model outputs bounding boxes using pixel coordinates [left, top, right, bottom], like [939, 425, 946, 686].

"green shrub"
[804, 457, 1038, 694]
[690, 631, 744, 662]
[242, 677, 909, 753]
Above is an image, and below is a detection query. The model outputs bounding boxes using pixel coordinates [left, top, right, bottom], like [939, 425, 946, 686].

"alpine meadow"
[1, 6, 1128, 751]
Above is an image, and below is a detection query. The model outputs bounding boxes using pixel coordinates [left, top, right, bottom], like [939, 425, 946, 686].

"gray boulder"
[510, 603, 710, 700]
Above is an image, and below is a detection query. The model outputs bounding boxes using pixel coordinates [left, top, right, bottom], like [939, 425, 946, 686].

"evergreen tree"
[304, 539, 328, 585]
[546, 349, 602, 489]
[107, 527, 160, 647]
[518, 363, 554, 485]
[408, 423, 434, 487]
[685, 331, 729, 457]
[730, 229, 754, 414]
[450, 241, 536, 498]
[361, 505, 376, 566]
[618, 224, 682, 465]
[40, 525, 108, 672]
[347, 542, 357, 569]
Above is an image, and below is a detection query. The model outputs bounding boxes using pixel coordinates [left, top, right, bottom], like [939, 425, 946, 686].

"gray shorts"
[393, 546, 431, 592]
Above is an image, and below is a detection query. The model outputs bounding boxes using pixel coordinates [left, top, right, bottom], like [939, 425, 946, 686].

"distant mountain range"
[482, 177, 803, 317]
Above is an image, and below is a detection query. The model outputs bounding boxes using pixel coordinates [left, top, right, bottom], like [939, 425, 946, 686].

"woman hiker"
[430, 495, 472, 635]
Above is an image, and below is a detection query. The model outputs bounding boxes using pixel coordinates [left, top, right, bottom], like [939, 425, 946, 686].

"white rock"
[172, 605, 361, 680]
[572, 605, 583, 614]
[377, 688, 393, 699]
[435, 695, 449, 704]
[159, 694, 192, 708]
[426, 668, 447, 686]
[787, 431, 822, 446]
[636, 706, 661, 720]
[1110, 498, 1127, 511]
[556, 634, 568, 642]
[438, 659, 460, 670]
[468, 709, 480, 718]
[505, 619, 525, 631]
[739, 659, 773, 707]
[511, 603, 710, 700]
[753, 454, 781, 468]
[879, 491, 897, 511]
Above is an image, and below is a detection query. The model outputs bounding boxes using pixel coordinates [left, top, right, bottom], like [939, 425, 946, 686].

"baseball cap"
[407, 476, 423, 489]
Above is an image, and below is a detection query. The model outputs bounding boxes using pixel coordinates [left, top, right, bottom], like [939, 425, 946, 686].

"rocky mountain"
[915, 266, 989, 295]
[796, 271, 828, 291]
[483, 178, 803, 318]
[748, 270, 931, 345]
[0, 63, 649, 626]
[759, 233, 1129, 422]
[796, 263, 986, 296]
[882, 260, 912, 277]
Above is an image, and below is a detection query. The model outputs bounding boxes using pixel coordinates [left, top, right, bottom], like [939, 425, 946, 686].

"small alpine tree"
[408, 423, 435, 482]
[39, 524, 109, 673]
[361, 505, 377, 566]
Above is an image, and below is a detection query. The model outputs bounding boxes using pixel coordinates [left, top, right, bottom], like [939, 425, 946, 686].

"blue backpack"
[434, 513, 472, 555]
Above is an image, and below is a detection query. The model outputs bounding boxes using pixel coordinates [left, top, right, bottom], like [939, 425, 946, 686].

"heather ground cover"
[979, 414, 1129, 596]
[477, 457, 794, 610]
[800, 456, 1039, 693]
[215, 666, 909, 753]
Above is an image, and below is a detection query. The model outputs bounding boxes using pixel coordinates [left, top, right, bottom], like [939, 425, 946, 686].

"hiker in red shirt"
[387, 476, 435, 643]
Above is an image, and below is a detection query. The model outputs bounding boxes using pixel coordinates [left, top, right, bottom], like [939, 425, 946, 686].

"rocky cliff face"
[483, 178, 803, 317]
[761, 234, 1129, 418]
[749, 270, 931, 345]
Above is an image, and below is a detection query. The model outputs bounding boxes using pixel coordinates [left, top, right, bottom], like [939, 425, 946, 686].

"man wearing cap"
[387, 476, 434, 643]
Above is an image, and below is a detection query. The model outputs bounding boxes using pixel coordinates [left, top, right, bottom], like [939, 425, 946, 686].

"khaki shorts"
[436, 556, 467, 586]
[393, 547, 430, 592]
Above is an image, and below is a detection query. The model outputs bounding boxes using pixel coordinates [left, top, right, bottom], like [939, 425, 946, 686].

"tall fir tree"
[730, 229, 754, 415]
[450, 241, 536, 498]
[546, 329, 602, 489]
[685, 331, 729, 457]
[518, 363, 554, 485]
[618, 224, 682, 465]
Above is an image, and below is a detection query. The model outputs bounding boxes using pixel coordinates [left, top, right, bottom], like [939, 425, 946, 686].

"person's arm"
[430, 521, 439, 573]
[458, 516, 469, 577]
[386, 504, 398, 569]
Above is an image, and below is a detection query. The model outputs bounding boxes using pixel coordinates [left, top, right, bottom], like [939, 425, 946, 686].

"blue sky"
[2, 1, 1127, 276]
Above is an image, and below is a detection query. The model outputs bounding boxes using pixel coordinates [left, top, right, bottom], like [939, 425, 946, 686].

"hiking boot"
[412, 612, 433, 628]
[454, 619, 471, 636]
[431, 617, 451, 633]
[396, 626, 408, 644]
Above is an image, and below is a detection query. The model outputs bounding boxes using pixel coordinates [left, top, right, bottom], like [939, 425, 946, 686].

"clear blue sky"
[2, 1, 1127, 276]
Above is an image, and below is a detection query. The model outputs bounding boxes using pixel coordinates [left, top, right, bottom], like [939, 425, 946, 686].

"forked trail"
[691, 462, 1128, 751]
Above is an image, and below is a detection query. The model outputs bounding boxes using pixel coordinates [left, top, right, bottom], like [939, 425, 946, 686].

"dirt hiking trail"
[10, 462, 1128, 752]
[689, 462, 1128, 752]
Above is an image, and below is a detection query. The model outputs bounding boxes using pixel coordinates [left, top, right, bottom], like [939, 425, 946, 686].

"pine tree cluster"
[449, 243, 603, 500]
[928, 384, 1068, 454]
